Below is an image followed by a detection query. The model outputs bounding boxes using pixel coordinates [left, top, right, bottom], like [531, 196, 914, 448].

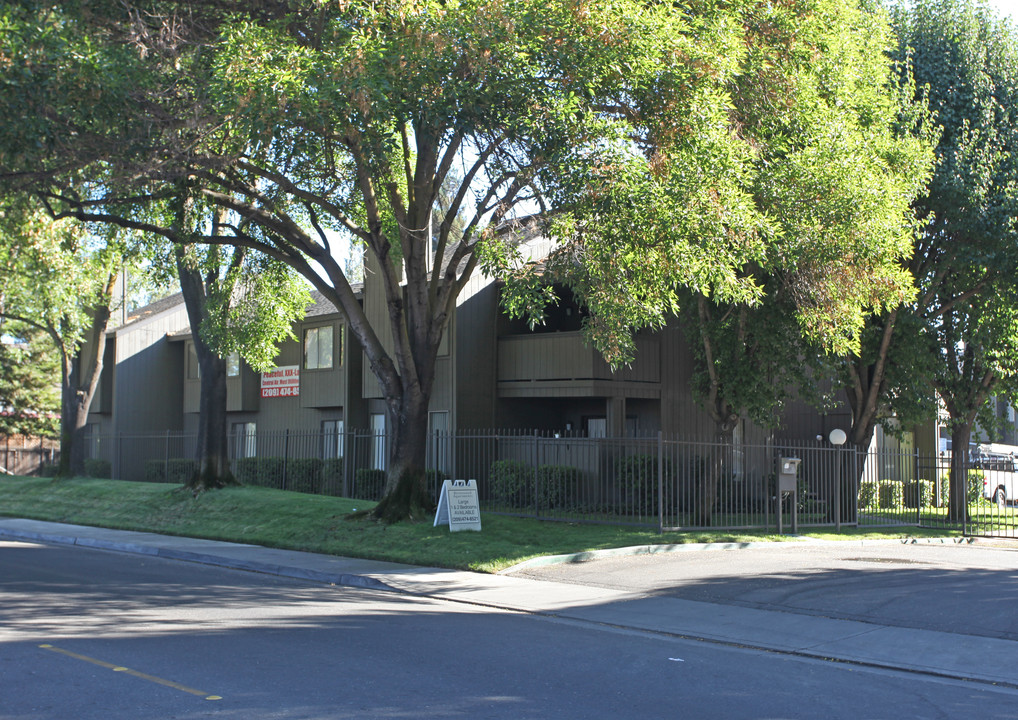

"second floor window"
[304, 325, 334, 370]
[226, 352, 240, 377]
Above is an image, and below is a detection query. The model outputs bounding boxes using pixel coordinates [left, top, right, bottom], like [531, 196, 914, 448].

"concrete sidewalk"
[2, 517, 1015, 687]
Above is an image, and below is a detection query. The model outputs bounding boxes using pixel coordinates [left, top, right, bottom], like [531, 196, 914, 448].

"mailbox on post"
[778, 457, 801, 492]
[776, 456, 801, 534]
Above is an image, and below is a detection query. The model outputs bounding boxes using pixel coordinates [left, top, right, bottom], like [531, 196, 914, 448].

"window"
[322, 419, 344, 460]
[226, 352, 240, 377]
[586, 417, 607, 439]
[370, 413, 387, 470]
[233, 422, 256, 459]
[304, 325, 335, 370]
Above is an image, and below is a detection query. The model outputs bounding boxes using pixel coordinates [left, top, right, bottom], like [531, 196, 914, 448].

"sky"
[989, 0, 1017, 19]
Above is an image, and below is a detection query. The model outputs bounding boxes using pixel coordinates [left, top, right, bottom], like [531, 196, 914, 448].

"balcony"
[496, 331, 660, 398]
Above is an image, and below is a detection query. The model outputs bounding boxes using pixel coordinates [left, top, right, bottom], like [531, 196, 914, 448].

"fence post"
[834, 444, 842, 533]
[533, 430, 540, 518]
[164, 430, 170, 482]
[38, 436, 43, 476]
[282, 428, 290, 491]
[342, 430, 351, 498]
[658, 431, 664, 533]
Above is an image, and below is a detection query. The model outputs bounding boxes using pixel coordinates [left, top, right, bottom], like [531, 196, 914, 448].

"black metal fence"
[56, 429, 1018, 536]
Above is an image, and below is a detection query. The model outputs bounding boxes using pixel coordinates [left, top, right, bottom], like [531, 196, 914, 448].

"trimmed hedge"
[352, 468, 385, 500]
[144, 458, 197, 484]
[615, 454, 662, 516]
[236, 457, 325, 493]
[858, 480, 904, 510]
[487, 459, 580, 511]
[904, 479, 935, 509]
[83, 458, 111, 479]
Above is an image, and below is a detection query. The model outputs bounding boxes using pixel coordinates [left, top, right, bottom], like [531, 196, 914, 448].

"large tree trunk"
[176, 248, 235, 491]
[694, 421, 738, 527]
[947, 424, 973, 525]
[370, 390, 434, 524]
[56, 299, 113, 477]
[190, 343, 233, 490]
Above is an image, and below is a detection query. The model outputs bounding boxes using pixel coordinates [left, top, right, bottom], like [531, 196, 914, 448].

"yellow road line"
[38, 644, 221, 701]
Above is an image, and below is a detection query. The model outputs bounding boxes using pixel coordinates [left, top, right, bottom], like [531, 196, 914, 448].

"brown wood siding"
[454, 280, 498, 430]
[497, 332, 660, 388]
[112, 307, 188, 436]
[300, 320, 346, 408]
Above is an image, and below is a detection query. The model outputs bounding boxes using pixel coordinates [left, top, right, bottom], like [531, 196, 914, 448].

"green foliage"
[190, 247, 312, 373]
[488, 460, 533, 509]
[904, 479, 936, 509]
[0, 327, 59, 437]
[891, 0, 1018, 440]
[83, 458, 111, 479]
[880, 482, 905, 510]
[614, 454, 664, 516]
[235, 457, 325, 493]
[487, 459, 579, 511]
[858, 481, 878, 510]
[858, 480, 905, 510]
[353, 469, 386, 501]
[144, 459, 197, 485]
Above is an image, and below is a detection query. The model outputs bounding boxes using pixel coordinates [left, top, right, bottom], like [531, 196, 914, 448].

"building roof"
[110, 292, 187, 336]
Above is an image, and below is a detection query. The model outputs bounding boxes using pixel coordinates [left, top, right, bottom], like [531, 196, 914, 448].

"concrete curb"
[498, 534, 981, 573]
[0, 524, 398, 593]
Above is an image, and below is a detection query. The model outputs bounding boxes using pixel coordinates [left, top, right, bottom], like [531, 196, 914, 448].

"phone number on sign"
[262, 386, 299, 398]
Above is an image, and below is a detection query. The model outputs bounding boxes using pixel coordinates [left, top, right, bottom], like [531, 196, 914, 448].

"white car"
[974, 444, 1018, 507]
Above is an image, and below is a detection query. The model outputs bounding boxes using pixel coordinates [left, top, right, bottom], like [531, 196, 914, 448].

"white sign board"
[434, 479, 482, 532]
[261, 365, 300, 398]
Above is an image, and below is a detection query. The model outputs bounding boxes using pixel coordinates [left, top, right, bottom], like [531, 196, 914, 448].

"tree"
[0, 323, 60, 438]
[887, 0, 1018, 522]
[0, 0, 785, 521]
[0, 200, 122, 476]
[0, 0, 926, 525]
[495, 0, 933, 523]
[0, 3, 311, 488]
[169, 198, 311, 491]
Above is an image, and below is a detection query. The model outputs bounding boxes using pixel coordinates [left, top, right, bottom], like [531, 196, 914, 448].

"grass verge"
[0, 476, 961, 572]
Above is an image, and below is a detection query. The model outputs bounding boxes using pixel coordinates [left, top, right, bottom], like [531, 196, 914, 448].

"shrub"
[878, 481, 904, 509]
[235, 457, 285, 488]
[285, 458, 323, 494]
[536, 465, 581, 510]
[144, 459, 196, 484]
[83, 458, 111, 479]
[858, 481, 878, 509]
[425, 468, 448, 502]
[940, 469, 987, 505]
[488, 459, 531, 509]
[38, 463, 59, 478]
[487, 460, 578, 510]
[903, 479, 935, 509]
[353, 468, 386, 500]
[614, 454, 662, 516]
[321, 458, 345, 495]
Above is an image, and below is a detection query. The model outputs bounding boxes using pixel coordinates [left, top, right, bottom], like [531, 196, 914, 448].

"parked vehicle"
[973, 444, 1018, 507]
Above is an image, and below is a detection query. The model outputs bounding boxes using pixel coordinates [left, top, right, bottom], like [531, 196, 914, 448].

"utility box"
[778, 457, 801, 492]
[776, 456, 801, 534]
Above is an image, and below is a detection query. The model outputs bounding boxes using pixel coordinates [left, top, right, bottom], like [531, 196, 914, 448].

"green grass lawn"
[0, 476, 964, 572]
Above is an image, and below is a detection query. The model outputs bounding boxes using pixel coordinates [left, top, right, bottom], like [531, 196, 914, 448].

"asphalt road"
[3, 539, 1018, 719]
[510, 540, 1018, 640]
